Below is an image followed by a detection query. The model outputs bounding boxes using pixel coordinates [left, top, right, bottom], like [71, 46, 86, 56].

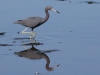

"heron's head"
[46, 6, 60, 14]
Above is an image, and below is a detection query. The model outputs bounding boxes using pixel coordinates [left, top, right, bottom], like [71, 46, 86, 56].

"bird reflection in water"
[14, 40, 59, 71]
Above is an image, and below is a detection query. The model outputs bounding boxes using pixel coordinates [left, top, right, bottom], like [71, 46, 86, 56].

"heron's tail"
[13, 20, 22, 24]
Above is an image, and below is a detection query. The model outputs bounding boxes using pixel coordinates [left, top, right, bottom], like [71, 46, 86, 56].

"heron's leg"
[22, 27, 31, 34]
[22, 27, 36, 39]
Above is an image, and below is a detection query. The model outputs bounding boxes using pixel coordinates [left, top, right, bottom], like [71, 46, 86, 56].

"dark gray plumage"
[14, 6, 59, 38]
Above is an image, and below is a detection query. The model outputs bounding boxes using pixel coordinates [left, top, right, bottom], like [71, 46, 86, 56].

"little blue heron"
[14, 6, 60, 39]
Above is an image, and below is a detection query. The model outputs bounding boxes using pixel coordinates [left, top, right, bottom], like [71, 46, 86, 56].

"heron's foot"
[30, 35, 33, 39]
[30, 31, 36, 39]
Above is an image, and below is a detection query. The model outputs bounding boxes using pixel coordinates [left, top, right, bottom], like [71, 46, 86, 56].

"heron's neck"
[44, 9, 49, 22]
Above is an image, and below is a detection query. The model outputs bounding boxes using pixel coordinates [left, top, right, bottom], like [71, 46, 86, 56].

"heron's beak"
[51, 8, 60, 14]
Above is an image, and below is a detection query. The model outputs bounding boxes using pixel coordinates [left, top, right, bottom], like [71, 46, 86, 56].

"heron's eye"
[50, 8, 52, 10]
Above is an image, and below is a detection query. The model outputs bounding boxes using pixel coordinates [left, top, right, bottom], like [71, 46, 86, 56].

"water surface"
[0, 0, 100, 75]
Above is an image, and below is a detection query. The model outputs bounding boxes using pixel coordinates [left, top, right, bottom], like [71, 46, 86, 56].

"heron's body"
[15, 17, 45, 30]
[14, 6, 59, 38]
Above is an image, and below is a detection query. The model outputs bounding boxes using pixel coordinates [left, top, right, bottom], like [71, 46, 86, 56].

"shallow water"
[0, 0, 100, 75]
